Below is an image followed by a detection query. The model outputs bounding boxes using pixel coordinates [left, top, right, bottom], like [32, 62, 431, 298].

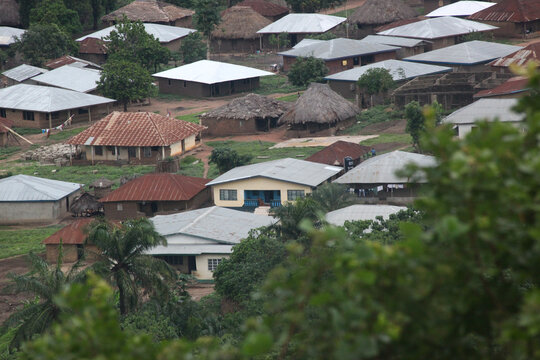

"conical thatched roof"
[201, 93, 291, 120]
[348, 0, 417, 25]
[212, 6, 271, 39]
[101, 0, 194, 23]
[0, 0, 20, 26]
[279, 83, 360, 125]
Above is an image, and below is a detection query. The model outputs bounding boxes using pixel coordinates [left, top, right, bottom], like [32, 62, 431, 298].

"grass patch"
[330, 6, 360, 17]
[177, 156, 204, 178]
[339, 105, 403, 135]
[155, 92, 185, 101]
[360, 133, 412, 146]
[276, 93, 300, 102]
[0, 146, 21, 160]
[11, 127, 42, 135]
[176, 111, 205, 124]
[47, 126, 88, 142]
[255, 75, 306, 95]
[0, 225, 63, 259]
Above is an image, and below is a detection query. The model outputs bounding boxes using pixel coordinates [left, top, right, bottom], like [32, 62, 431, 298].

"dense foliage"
[29, 0, 82, 34]
[209, 148, 252, 174]
[192, 0, 220, 57]
[287, 56, 328, 86]
[286, 0, 343, 12]
[180, 32, 207, 64]
[357, 68, 395, 96]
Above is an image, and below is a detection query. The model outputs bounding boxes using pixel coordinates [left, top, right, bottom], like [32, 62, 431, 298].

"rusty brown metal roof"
[306, 141, 371, 166]
[468, 0, 540, 22]
[490, 42, 540, 67]
[66, 111, 206, 147]
[237, 0, 289, 17]
[99, 173, 210, 202]
[43, 218, 94, 245]
[474, 76, 529, 98]
[45, 55, 101, 70]
[101, 0, 194, 23]
[78, 37, 107, 55]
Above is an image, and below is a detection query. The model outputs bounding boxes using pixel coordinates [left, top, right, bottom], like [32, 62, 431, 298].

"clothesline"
[41, 115, 74, 134]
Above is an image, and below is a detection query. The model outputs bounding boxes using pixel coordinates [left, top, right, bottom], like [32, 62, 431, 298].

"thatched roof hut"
[89, 177, 114, 198]
[101, 0, 194, 27]
[236, 0, 289, 21]
[201, 93, 291, 136]
[213, 6, 271, 40]
[0, 0, 20, 26]
[348, 0, 417, 26]
[70, 192, 102, 216]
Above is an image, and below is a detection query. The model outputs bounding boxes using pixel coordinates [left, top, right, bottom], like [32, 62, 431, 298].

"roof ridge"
[147, 112, 168, 146]
[176, 206, 216, 234]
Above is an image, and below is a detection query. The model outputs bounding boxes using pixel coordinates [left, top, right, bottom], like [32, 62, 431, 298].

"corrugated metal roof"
[43, 218, 93, 245]
[77, 23, 196, 43]
[489, 42, 540, 67]
[334, 151, 435, 184]
[206, 158, 342, 187]
[100, 173, 209, 202]
[67, 111, 206, 147]
[279, 38, 399, 60]
[404, 40, 522, 65]
[150, 206, 275, 243]
[306, 141, 371, 166]
[2, 64, 48, 82]
[32, 65, 101, 93]
[468, 0, 540, 22]
[293, 38, 325, 48]
[360, 35, 428, 48]
[45, 55, 102, 70]
[325, 59, 451, 82]
[147, 243, 234, 255]
[0, 26, 25, 46]
[257, 13, 346, 34]
[0, 84, 115, 112]
[474, 76, 529, 98]
[153, 59, 274, 84]
[426, 1, 496, 17]
[78, 38, 107, 55]
[326, 204, 407, 226]
[377, 16, 497, 39]
[442, 98, 522, 124]
[0, 174, 82, 202]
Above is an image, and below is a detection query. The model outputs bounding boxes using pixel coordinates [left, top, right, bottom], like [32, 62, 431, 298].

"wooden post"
[91, 146, 95, 166]
[115, 146, 119, 161]
[48, 112, 52, 129]
[162, 146, 165, 159]
[88, 107, 92, 123]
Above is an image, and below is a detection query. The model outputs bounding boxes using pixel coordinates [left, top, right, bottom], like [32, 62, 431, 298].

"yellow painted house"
[206, 158, 342, 208]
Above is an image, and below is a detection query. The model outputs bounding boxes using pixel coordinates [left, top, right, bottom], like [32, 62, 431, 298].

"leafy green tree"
[0, 250, 85, 350]
[18, 0, 39, 28]
[306, 32, 337, 40]
[86, 218, 176, 315]
[97, 58, 157, 111]
[311, 183, 356, 213]
[357, 68, 395, 107]
[287, 56, 328, 86]
[404, 100, 425, 151]
[286, 0, 343, 12]
[192, 0, 220, 58]
[209, 148, 252, 174]
[29, 0, 83, 34]
[270, 197, 319, 241]
[12, 23, 78, 67]
[180, 32, 207, 64]
[268, 32, 290, 52]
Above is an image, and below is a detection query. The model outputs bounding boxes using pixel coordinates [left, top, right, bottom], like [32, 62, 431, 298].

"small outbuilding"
[70, 192, 103, 217]
[43, 218, 98, 263]
[153, 60, 275, 97]
[1, 64, 48, 86]
[236, 0, 289, 21]
[89, 177, 114, 198]
[0, 174, 82, 225]
[200, 93, 291, 136]
[468, 0, 540, 37]
[346, 0, 417, 37]
[278, 83, 360, 137]
[306, 140, 371, 167]
[101, 0, 194, 28]
[212, 6, 271, 53]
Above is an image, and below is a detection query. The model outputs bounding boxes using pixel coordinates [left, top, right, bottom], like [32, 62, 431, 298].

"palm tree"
[85, 218, 176, 315]
[271, 197, 319, 241]
[311, 183, 357, 213]
[0, 249, 85, 350]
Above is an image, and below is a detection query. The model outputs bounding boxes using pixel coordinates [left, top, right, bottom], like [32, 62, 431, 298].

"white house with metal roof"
[0, 84, 114, 129]
[279, 38, 399, 74]
[0, 26, 25, 47]
[442, 98, 523, 138]
[326, 204, 407, 226]
[1, 64, 48, 86]
[0, 174, 82, 225]
[32, 65, 101, 93]
[325, 59, 452, 98]
[153, 60, 274, 97]
[206, 158, 342, 208]
[426, 1, 496, 18]
[148, 206, 275, 280]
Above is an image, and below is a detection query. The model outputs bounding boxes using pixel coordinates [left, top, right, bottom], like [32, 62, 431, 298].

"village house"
[325, 59, 451, 100]
[1, 64, 47, 86]
[32, 65, 101, 94]
[69, 192, 102, 217]
[236, 0, 289, 21]
[489, 42, 540, 74]
[99, 173, 211, 220]
[66, 111, 206, 165]
[42, 218, 99, 263]
[0, 84, 114, 129]
[360, 35, 430, 59]
[153, 60, 274, 97]
[77, 37, 108, 64]
[211, 6, 271, 53]
[306, 140, 371, 168]
[206, 158, 342, 209]
[279, 38, 399, 74]
[334, 150, 436, 204]
[377, 16, 498, 50]
[441, 98, 523, 138]
[0, 174, 82, 225]
[325, 204, 407, 226]
[44, 55, 102, 70]
[200, 93, 291, 136]
[0, 118, 13, 146]
[257, 13, 346, 47]
[278, 83, 360, 137]
[148, 206, 275, 280]
[101, 0, 195, 28]
[468, 0, 540, 38]
[473, 76, 530, 99]
[425, 1, 496, 18]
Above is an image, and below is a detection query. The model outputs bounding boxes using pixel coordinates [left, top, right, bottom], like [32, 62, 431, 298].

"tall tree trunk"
[123, 101, 128, 112]
[207, 34, 211, 60]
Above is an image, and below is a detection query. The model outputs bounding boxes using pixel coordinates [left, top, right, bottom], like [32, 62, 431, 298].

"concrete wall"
[202, 116, 278, 136]
[283, 51, 397, 74]
[2, 105, 110, 129]
[211, 177, 313, 207]
[193, 253, 230, 280]
[158, 77, 261, 97]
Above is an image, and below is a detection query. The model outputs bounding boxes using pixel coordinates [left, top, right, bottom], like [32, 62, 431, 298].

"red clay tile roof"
[490, 42, 540, 67]
[306, 140, 371, 166]
[474, 76, 529, 98]
[236, 0, 289, 17]
[66, 111, 206, 147]
[99, 173, 210, 202]
[43, 218, 94, 245]
[78, 37, 108, 55]
[468, 0, 540, 22]
[0, 118, 13, 133]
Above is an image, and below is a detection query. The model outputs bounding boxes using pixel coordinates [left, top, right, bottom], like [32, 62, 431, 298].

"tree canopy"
[192, 0, 220, 58]
[287, 56, 328, 86]
[209, 148, 253, 174]
[29, 0, 83, 34]
[286, 0, 344, 12]
[180, 32, 207, 64]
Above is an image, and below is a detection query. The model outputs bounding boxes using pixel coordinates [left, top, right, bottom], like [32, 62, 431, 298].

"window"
[0, 108, 6, 118]
[168, 79, 172, 86]
[287, 190, 305, 201]
[94, 146, 103, 156]
[116, 203, 123, 211]
[107, 146, 116, 155]
[183, 81, 187, 87]
[219, 189, 237, 201]
[156, 255, 183, 265]
[78, 108, 88, 114]
[208, 258, 223, 271]
[51, 112, 59, 120]
[341, 60, 348, 66]
[144, 147, 152, 157]
[23, 111, 34, 121]
[353, 57, 359, 66]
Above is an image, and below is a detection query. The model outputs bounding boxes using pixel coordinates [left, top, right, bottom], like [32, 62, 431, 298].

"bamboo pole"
[0, 123, 33, 144]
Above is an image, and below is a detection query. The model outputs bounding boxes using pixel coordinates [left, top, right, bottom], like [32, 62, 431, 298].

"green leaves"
[357, 68, 395, 96]
[288, 56, 328, 87]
